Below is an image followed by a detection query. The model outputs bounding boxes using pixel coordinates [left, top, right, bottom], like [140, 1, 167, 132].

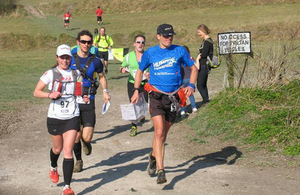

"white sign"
[218, 32, 251, 55]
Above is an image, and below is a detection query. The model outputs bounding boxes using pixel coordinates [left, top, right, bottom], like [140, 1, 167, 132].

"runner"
[131, 24, 198, 184]
[120, 35, 149, 137]
[63, 11, 71, 29]
[70, 30, 111, 173]
[93, 27, 114, 74]
[95, 6, 103, 25]
[33, 44, 89, 195]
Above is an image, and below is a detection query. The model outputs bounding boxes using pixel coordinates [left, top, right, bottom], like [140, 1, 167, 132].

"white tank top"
[40, 67, 81, 120]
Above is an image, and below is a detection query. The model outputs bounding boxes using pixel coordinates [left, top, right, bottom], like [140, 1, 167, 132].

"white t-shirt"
[40, 67, 81, 120]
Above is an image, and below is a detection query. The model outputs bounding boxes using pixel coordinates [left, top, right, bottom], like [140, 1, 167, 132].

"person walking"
[196, 24, 213, 104]
[95, 6, 103, 25]
[180, 45, 197, 117]
[120, 35, 149, 137]
[70, 30, 111, 173]
[93, 27, 114, 74]
[131, 24, 198, 184]
[63, 11, 71, 29]
[33, 44, 89, 195]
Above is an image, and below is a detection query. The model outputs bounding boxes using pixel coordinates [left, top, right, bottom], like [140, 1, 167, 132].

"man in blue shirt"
[70, 30, 111, 173]
[131, 24, 198, 184]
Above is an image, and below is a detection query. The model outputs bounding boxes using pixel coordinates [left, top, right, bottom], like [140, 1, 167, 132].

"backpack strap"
[73, 53, 95, 80]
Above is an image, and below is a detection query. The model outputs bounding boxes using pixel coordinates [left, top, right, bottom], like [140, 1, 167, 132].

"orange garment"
[144, 83, 187, 107]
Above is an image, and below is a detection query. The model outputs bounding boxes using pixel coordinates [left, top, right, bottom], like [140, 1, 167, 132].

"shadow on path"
[92, 125, 153, 143]
[74, 147, 152, 194]
[163, 146, 242, 190]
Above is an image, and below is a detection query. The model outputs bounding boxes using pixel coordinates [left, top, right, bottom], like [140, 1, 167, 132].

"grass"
[188, 80, 300, 156]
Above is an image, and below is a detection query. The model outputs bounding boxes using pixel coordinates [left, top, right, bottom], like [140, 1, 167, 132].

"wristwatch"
[103, 89, 109, 92]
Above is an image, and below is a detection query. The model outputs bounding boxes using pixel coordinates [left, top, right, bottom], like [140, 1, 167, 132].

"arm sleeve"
[93, 35, 99, 45]
[139, 51, 150, 72]
[181, 47, 195, 67]
[95, 58, 104, 73]
[108, 36, 114, 47]
[121, 54, 129, 68]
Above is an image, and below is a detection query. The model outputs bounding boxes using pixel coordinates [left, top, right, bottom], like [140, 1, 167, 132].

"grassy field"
[1, 0, 299, 155]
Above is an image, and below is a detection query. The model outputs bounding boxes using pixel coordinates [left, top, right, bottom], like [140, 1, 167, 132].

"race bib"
[53, 96, 76, 116]
[66, 17, 69, 20]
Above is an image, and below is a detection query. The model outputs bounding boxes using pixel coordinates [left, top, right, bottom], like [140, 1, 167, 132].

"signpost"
[218, 32, 251, 55]
[217, 32, 251, 87]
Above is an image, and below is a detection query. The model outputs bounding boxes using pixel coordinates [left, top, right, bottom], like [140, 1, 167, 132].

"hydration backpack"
[206, 38, 221, 69]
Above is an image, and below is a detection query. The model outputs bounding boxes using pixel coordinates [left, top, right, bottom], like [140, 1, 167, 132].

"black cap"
[157, 24, 176, 36]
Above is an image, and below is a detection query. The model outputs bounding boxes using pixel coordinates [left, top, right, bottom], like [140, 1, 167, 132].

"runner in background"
[180, 45, 197, 117]
[93, 27, 114, 74]
[120, 35, 149, 137]
[33, 44, 89, 195]
[95, 6, 103, 25]
[63, 11, 71, 29]
[131, 24, 198, 184]
[71, 30, 111, 173]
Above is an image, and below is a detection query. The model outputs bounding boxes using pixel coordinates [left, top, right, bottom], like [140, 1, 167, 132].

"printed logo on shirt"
[153, 57, 176, 70]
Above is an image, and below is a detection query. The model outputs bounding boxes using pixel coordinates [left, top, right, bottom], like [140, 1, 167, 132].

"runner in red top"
[63, 11, 71, 29]
[95, 6, 103, 25]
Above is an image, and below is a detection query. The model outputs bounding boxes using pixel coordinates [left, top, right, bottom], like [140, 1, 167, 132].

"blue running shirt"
[139, 45, 194, 93]
[70, 54, 103, 100]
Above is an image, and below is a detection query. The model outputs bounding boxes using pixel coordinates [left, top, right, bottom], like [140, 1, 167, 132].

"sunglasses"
[135, 41, 145, 44]
[161, 34, 173, 38]
[79, 40, 92, 45]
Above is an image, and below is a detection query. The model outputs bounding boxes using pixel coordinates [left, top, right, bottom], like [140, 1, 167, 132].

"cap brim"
[161, 32, 176, 36]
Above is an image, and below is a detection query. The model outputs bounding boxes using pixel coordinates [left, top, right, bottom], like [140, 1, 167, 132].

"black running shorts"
[47, 116, 80, 135]
[149, 92, 178, 123]
[79, 99, 96, 128]
[99, 51, 108, 61]
[97, 16, 102, 22]
[64, 20, 69, 24]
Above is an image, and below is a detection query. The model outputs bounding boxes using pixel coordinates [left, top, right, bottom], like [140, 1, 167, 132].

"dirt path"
[0, 70, 299, 195]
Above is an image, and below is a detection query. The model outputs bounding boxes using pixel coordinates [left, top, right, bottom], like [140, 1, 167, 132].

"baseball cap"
[157, 24, 176, 36]
[56, 44, 72, 57]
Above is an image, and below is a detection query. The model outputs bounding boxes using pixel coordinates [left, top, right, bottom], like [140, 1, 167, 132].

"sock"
[73, 141, 82, 161]
[63, 158, 74, 186]
[50, 148, 60, 168]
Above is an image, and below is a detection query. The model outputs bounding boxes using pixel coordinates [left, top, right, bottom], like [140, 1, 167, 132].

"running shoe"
[129, 126, 138, 137]
[49, 167, 59, 183]
[157, 169, 167, 184]
[82, 140, 92, 155]
[146, 152, 156, 176]
[192, 108, 198, 113]
[62, 185, 74, 195]
[73, 160, 83, 173]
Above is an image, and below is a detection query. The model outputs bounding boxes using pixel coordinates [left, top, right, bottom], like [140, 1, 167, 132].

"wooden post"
[238, 55, 249, 89]
[226, 53, 235, 87]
